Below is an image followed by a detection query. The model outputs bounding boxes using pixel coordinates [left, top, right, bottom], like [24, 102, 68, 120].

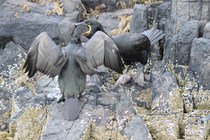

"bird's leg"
[132, 65, 149, 87]
[125, 64, 132, 73]
[112, 65, 132, 88]
[57, 92, 65, 103]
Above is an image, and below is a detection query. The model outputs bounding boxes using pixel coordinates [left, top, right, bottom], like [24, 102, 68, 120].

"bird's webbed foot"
[112, 74, 132, 89]
[57, 94, 65, 103]
[132, 71, 146, 87]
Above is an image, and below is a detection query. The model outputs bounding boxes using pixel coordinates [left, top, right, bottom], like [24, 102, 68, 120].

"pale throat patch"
[83, 25, 92, 36]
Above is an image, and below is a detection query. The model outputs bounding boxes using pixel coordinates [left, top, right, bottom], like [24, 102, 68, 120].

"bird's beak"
[75, 22, 92, 36]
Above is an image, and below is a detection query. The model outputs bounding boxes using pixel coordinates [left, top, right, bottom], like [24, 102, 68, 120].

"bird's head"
[75, 19, 106, 39]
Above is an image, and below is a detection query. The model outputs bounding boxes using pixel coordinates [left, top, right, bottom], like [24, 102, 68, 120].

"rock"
[151, 71, 183, 114]
[0, 88, 11, 131]
[91, 105, 110, 126]
[41, 97, 93, 140]
[0, 0, 82, 49]
[0, 0, 6, 5]
[130, 4, 149, 33]
[62, 0, 84, 16]
[146, 114, 180, 140]
[13, 106, 47, 140]
[182, 90, 194, 113]
[185, 122, 209, 140]
[176, 20, 199, 65]
[133, 88, 152, 109]
[183, 110, 210, 140]
[164, 35, 177, 63]
[151, 60, 166, 82]
[97, 8, 133, 34]
[81, 0, 116, 12]
[193, 89, 210, 110]
[123, 115, 152, 140]
[166, 0, 209, 37]
[164, 20, 199, 65]
[0, 36, 13, 49]
[154, 1, 171, 32]
[11, 87, 47, 119]
[203, 21, 210, 39]
[189, 38, 210, 90]
[115, 95, 136, 120]
[35, 75, 61, 102]
[97, 92, 120, 109]
[0, 41, 26, 72]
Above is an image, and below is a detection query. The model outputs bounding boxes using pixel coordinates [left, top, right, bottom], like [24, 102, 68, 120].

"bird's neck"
[70, 37, 81, 44]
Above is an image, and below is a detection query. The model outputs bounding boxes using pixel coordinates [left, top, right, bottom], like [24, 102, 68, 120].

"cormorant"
[23, 23, 124, 121]
[76, 19, 164, 86]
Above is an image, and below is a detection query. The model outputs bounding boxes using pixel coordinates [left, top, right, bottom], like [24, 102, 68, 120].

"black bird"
[23, 23, 124, 121]
[76, 19, 164, 86]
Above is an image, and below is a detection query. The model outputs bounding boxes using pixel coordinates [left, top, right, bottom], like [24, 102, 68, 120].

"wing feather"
[75, 31, 124, 75]
[23, 32, 68, 78]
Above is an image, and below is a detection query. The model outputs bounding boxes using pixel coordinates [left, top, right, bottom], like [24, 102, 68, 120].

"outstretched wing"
[75, 31, 124, 75]
[23, 32, 68, 78]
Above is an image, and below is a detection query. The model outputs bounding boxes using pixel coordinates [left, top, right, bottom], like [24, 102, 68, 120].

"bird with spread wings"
[23, 23, 124, 121]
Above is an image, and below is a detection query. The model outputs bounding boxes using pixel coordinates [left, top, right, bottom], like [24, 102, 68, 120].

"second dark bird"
[76, 19, 165, 86]
[23, 23, 124, 121]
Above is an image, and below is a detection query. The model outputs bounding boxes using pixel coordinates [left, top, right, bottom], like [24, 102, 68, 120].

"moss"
[138, 89, 152, 103]
[111, 15, 131, 36]
[146, 114, 180, 140]
[116, 0, 163, 9]
[0, 112, 11, 129]
[0, 122, 16, 140]
[83, 121, 128, 140]
[193, 89, 210, 110]
[181, 110, 210, 139]
[135, 89, 152, 110]
[170, 89, 184, 113]
[13, 106, 47, 140]
[185, 122, 209, 140]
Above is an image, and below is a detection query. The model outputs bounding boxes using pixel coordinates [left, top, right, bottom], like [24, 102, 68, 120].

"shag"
[76, 19, 164, 86]
[23, 23, 124, 121]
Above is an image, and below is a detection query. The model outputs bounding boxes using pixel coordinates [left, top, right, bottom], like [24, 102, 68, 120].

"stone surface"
[151, 71, 183, 114]
[0, 41, 26, 72]
[164, 20, 199, 65]
[154, 1, 171, 32]
[97, 8, 133, 34]
[151, 60, 166, 82]
[193, 89, 210, 110]
[41, 97, 93, 140]
[123, 115, 152, 140]
[146, 114, 180, 140]
[203, 21, 210, 39]
[183, 110, 210, 140]
[81, 0, 135, 12]
[82, 0, 116, 12]
[189, 38, 210, 90]
[0, 88, 11, 131]
[130, 4, 149, 33]
[2, 0, 210, 139]
[166, 0, 209, 37]
[0, 0, 82, 50]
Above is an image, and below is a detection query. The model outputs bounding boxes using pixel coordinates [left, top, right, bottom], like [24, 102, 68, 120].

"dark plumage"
[81, 19, 164, 66]
[23, 23, 124, 121]
[78, 19, 164, 86]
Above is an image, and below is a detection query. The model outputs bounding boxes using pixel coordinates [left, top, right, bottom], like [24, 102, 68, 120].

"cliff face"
[1, 0, 210, 139]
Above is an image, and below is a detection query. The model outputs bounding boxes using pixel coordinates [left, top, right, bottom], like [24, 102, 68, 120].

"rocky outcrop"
[165, 20, 200, 65]
[189, 38, 210, 90]
[1, 0, 210, 139]
[0, 0, 84, 50]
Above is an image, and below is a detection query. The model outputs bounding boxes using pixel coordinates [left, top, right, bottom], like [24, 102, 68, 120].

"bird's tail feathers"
[63, 97, 80, 121]
[141, 27, 164, 45]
